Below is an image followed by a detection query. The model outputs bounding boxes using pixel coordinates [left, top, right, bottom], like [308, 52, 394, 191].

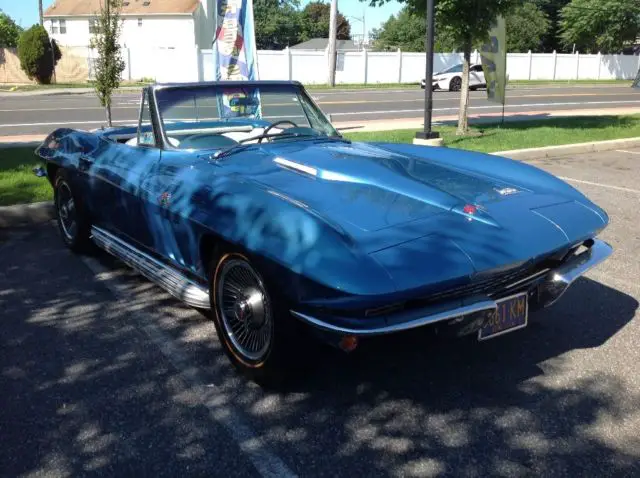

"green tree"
[372, 8, 426, 51]
[300, 1, 351, 41]
[536, 0, 570, 52]
[367, 0, 516, 135]
[560, 0, 640, 53]
[0, 11, 23, 48]
[370, 6, 459, 52]
[505, 3, 549, 52]
[90, 0, 126, 126]
[17, 25, 61, 84]
[254, 0, 302, 49]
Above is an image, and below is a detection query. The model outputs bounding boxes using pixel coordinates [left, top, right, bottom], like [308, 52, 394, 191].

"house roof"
[44, 0, 200, 17]
[290, 38, 362, 51]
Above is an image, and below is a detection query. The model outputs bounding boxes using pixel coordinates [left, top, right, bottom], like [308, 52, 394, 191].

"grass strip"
[2, 114, 640, 206]
[0, 147, 51, 206]
[344, 115, 640, 153]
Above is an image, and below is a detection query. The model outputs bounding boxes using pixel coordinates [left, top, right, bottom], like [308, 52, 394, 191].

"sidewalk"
[335, 106, 640, 132]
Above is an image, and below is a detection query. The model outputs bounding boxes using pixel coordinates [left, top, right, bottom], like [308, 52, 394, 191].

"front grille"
[408, 260, 554, 309]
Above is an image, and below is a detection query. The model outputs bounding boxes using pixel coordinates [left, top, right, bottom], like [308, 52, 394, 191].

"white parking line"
[615, 149, 640, 155]
[80, 256, 297, 478]
[558, 176, 640, 194]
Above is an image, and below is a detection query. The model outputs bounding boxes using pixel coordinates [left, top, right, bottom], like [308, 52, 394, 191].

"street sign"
[480, 16, 507, 105]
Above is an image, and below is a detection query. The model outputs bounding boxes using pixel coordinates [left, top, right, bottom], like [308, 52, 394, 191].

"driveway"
[1, 149, 639, 477]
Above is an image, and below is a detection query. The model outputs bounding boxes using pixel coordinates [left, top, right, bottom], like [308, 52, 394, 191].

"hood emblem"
[159, 192, 171, 207]
[495, 187, 519, 196]
[463, 204, 477, 214]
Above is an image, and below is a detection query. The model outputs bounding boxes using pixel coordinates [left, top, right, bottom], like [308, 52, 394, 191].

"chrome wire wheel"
[216, 258, 273, 362]
[57, 181, 77, 241]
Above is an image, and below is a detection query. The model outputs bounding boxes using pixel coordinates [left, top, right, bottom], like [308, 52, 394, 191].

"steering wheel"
[260, 120, 299, 143]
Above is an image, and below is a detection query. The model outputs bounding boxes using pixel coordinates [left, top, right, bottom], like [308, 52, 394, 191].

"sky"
[299, 0, 403, 38]
[1, 0, 402, 34]
[0, 0, 54, 27]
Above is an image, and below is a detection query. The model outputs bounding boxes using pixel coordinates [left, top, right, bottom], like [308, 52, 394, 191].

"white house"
[44, 0, 216, 50]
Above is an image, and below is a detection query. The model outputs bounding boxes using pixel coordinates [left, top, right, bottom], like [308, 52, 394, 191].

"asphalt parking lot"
[1, 148, 639, 477]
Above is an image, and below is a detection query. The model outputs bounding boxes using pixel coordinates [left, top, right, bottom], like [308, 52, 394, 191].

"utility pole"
[414, 0, 439, 142]
[327, 0, 338, 87]
[38, 0, 44, 25]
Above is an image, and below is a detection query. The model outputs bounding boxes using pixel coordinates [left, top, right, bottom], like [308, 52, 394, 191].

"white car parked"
[420, 63, 486, 91]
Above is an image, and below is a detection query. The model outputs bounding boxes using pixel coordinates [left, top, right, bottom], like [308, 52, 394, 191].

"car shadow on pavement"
[2, 224, 639, 477]
[261, 277, 639, 475]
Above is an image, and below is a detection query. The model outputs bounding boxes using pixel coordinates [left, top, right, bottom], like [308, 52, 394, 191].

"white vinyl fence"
[58, 45, 640, 85]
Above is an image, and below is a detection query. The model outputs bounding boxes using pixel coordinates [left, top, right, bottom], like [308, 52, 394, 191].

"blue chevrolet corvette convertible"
[36, 81, 612, 386]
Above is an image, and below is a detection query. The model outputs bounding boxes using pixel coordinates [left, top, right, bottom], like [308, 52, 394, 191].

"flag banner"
[480, 16, 507, 105]
[212, 0, 261, 118]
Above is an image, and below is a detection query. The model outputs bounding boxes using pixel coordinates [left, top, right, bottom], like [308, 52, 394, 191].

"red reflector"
[339, 336, 359, 352]
[463, 204, 477, 214]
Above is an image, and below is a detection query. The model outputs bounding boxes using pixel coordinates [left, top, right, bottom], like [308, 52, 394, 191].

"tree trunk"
[38, 0, 44, 26]
[456, 42, 472, 136]
[106, 103, 112, 127]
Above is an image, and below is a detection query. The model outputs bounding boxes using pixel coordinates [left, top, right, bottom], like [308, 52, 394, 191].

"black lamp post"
[415, 0, 439, 140]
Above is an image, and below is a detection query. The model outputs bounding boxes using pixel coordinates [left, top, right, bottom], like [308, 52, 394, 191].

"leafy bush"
[0, 11, 23, 48]
[17, 25, 62, 84]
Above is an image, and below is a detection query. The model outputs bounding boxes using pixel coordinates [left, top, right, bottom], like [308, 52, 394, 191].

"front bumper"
[290, 239, 613, 337]
[420, 79, 439, 89]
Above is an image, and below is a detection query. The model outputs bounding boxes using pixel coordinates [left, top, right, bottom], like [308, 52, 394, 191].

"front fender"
[191, 177, 398, 303]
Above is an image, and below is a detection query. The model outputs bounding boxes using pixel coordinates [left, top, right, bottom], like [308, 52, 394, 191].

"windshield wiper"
[212, 132, 349, 160]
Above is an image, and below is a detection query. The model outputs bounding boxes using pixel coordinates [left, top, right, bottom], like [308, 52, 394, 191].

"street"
[1, 148, 639, 477]
[1, 85, 640, 136]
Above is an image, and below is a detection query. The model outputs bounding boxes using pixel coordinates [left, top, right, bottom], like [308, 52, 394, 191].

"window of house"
[138, 18, 143, 27]
[50, 19, 59, 34]
[59, 19, 67, 34]
[89, 19, 99, 34]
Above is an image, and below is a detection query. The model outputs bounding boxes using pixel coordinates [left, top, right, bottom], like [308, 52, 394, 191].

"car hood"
[225, 139, 606, 287]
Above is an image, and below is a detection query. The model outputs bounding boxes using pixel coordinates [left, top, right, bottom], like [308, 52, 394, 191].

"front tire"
[210, 252, 305, 388]
[449, 76, 462, 92]
[54, 170, 92, 253]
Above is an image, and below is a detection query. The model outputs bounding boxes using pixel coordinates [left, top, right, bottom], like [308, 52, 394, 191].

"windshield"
[439, 64, 463, 74]
[154, 83, 339, 151]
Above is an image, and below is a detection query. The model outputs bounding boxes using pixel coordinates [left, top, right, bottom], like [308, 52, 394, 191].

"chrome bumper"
[540, 238, 613, 307]
[290, 239, 613, 336]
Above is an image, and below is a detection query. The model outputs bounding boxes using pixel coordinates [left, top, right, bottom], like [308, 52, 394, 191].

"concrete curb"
[0, 202, 55, 228]
[492, 136, 640, 160]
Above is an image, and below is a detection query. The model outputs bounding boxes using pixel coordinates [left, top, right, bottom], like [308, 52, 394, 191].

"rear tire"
[54, 170, 92, 253]
[210, 252, 306, 388]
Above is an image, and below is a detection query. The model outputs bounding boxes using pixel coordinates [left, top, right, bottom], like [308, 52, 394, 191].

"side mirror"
[33, 166, 47, 178]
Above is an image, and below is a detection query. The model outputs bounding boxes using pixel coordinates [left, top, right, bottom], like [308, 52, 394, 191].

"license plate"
[478, 292, 528, 341]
